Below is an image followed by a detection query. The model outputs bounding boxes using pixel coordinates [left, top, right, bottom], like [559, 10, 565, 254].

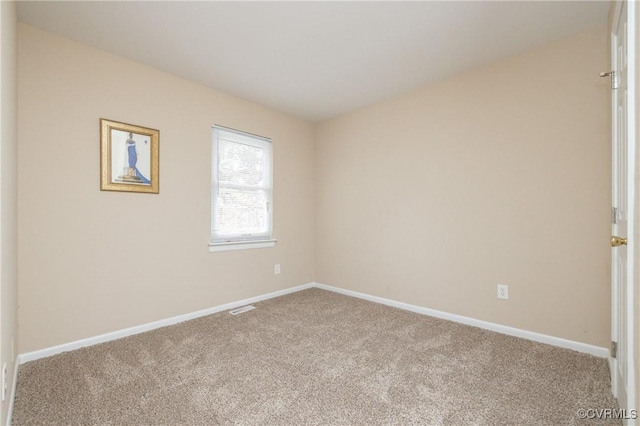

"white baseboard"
[18, 283, 315, 364]
[314, 282, 609, 358]
[17, 280, 608, 368]
[6, 355, 19, 426]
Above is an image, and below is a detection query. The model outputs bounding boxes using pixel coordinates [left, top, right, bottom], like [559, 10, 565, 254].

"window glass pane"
[219, 140, 265, 186]
[212, 126, 273, 245]
[216, 188, 267, 236]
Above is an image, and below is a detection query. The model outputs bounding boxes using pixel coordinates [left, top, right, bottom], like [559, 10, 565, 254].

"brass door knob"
[611, 236, 628, 247]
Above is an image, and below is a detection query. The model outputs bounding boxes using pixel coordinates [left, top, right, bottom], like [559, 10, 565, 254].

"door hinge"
[611, 341, 617, 359]
[600, 71, 618, 89]
[612, 207, 618, 224]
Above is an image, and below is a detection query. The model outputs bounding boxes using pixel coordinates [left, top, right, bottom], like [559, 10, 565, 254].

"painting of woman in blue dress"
[101, 118, 158, 194]
[113, 131, 150, 185]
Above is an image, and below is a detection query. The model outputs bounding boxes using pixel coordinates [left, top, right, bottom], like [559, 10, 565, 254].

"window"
[210, 125, 275, 252]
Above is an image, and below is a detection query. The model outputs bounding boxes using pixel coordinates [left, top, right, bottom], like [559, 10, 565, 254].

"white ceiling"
[17, 1, 609, 122]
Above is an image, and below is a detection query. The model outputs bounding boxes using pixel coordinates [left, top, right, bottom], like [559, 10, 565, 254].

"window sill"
[208, 239, 277, 252]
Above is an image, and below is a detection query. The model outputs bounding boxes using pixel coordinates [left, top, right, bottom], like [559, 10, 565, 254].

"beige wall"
[17, 24, 315, 353]
[1, 0, 18, 422]
[315, 26, 611, 347]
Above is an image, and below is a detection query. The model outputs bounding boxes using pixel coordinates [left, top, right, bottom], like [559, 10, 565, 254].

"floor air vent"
[229, 305, 255, 315]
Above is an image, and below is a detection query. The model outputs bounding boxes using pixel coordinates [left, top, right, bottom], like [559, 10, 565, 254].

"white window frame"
[209, 125, 276, 252]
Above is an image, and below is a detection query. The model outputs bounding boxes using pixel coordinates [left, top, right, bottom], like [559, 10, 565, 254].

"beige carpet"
[13, 288, 618, 425]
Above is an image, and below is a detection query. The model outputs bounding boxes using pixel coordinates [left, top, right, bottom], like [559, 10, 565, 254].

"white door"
[610, 0, 636, 417]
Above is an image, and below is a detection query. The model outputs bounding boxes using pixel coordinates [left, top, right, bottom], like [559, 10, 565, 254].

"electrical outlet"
[275, 264, 281, 275]
[2, 362, 7, 401]
[497, 284, 509, 300]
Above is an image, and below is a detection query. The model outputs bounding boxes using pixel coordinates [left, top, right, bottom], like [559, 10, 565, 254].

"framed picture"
[100, 118, 159, 194]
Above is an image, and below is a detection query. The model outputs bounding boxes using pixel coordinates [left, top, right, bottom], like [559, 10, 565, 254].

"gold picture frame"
[100, 118, 159, 194]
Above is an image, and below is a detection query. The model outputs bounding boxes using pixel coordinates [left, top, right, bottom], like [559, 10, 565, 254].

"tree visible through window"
[211, 126, 273, 245]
